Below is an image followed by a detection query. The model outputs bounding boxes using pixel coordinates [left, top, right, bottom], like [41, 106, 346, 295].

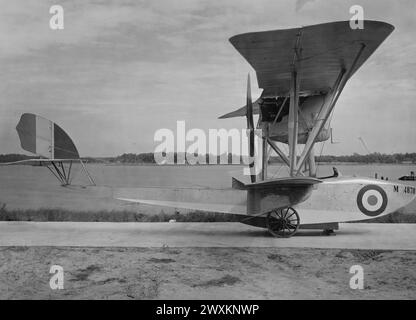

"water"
[0, 163, 415, 212]
[89, 163, 415, 188]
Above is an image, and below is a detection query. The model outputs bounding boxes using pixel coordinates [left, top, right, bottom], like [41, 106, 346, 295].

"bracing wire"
[315, 105, 337, 175]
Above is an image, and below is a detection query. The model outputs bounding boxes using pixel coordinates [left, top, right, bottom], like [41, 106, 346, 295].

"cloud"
[0, 0, 415, 156]
[295, 0, 317, 12]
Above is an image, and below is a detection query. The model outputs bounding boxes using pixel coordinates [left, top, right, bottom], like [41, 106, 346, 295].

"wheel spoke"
[267, 207, 299, 238]
[286, 211, 296, 219]
[284, 207, 290, 218]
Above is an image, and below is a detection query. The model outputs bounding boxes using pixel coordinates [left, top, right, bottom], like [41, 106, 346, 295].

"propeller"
[246, 74, 254, 130]
[246, 74, 256, 183]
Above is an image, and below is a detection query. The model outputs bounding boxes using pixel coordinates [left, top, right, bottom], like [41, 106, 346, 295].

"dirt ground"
[0, 246, 415, 299]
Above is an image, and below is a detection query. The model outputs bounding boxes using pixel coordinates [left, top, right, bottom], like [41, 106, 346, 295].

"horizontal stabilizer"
[0, 158, 82, 166]
[232, 176, 322, 190]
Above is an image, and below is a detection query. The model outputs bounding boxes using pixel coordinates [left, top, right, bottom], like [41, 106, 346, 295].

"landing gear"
[266, 207, 300, 238]
[41, 159, 96, 187]
[44, 161, 73, 186]
[323, 229, 336, 236]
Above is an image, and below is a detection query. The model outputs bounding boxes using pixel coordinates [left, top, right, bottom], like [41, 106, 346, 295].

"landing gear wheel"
[266, 207, 300, 238]
[323, 229, 336, 236]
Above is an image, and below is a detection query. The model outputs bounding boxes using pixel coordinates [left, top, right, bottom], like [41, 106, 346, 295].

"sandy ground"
[1, 246, 415, 299]
[2, 222, 416, 250]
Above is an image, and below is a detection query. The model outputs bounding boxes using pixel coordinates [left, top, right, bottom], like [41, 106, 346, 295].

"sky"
[0, 0, 415, 157]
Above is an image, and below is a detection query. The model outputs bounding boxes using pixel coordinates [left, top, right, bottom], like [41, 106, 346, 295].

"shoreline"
[100, 162, 415, 167]
[0, 207, 415, 223]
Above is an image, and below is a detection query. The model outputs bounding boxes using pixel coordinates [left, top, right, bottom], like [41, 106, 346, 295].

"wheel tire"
[266, 207, 300, 238]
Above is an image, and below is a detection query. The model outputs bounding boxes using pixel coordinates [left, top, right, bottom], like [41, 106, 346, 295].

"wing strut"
[267, 138, 290, 167]
[46, 159, 95, 186]
[80, 159, 96, 186]
[295, 43, 366, 174]
[272, 96, 287, 125]
[288, 31, 302, 176]
[308, 145, 316, 177]
[45, 161, 73, 186]
[288, 70, 300, 176]
[261, 125, 269, 180]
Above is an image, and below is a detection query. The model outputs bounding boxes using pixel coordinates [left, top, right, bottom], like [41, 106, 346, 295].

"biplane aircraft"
[118, 20, 416, 237]
[3, 20, 416, 237]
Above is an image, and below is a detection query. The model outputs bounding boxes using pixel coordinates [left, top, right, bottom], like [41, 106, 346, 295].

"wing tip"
[229, 20, 395, 44]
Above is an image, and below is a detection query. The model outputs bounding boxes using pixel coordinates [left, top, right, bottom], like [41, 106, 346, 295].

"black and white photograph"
[0, 0, 415, 306]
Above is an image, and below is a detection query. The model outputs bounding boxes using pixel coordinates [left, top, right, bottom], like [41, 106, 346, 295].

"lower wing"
[117, 197, 247, 215]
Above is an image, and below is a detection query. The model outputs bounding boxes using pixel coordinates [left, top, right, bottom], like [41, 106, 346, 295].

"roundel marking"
[357, 185, 388, 217]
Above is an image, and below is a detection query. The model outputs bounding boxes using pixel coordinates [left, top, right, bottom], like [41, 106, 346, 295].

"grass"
[0, 203, 243, 222]
[0, 202, 415, 223]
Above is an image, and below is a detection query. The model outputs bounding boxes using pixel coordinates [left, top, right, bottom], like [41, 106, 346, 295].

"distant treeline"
[0, 154, 34, 163]
[111, 153, 243, 164]
[314, 153, 416, 164]
[1, 152, 415, 164]
[99, 152, 416, 164]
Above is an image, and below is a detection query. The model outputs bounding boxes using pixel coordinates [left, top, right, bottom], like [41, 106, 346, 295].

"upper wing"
[229, 20, 393, 97]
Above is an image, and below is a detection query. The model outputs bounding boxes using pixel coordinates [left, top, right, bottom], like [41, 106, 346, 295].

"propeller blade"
[246, 74, 256, 183]
[246, 74, 254, 130]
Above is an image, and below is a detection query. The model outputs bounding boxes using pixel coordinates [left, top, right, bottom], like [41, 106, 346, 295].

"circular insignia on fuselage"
[357, 185, 388, 217]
